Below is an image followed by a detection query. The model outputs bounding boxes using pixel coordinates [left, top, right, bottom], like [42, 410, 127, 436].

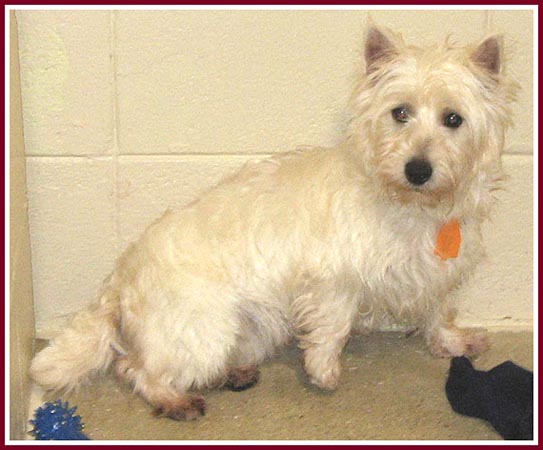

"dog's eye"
[443, 112, 463, 128]
[392, 107, 409, 123]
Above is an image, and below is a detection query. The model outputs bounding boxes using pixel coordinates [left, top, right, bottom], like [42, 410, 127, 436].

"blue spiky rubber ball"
[29, 400, 90, 440]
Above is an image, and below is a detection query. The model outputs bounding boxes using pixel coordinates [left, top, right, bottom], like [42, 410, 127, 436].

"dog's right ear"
[365, 27, 398, 74]
[470, 35, 502, 75]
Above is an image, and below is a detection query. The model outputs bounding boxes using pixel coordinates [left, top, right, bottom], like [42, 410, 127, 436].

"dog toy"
[446, 356, 533, 440]
[29, 400, 90, 440]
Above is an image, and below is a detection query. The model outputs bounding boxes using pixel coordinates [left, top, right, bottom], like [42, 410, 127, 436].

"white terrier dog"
[31, 27, 517, 420]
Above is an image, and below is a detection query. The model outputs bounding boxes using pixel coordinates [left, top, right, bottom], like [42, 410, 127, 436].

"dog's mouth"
[383, 177, 454, 208]
[373, 155, 458, 207]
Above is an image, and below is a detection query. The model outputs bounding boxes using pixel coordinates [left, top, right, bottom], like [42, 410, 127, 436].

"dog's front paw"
[303, 349, 341, 391]
[428, 327, 490, 358]
[309, 367, 340, 391]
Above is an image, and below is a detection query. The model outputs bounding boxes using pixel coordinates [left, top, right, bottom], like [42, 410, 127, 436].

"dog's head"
[349, 27, 518, 216]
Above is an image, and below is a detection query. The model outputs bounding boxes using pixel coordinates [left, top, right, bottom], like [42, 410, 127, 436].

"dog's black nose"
[405, 158, 433, 186]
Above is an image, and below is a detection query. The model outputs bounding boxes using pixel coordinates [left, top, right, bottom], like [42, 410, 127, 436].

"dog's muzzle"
[405, 158, 433, 186]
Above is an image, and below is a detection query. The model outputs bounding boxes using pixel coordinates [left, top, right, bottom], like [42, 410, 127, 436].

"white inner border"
[5, 4, 538, 446]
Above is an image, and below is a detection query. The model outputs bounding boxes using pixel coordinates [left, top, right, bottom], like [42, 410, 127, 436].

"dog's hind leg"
[113, 291, 240, 420]
[115, 354, 207, 421]
[224, 366, 260, 391]
[223, 299, 290, 392]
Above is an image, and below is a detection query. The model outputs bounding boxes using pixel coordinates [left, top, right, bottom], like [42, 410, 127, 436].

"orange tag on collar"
[434, 219, 462, 260]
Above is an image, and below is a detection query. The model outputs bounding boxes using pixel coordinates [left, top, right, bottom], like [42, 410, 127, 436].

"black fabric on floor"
[445, 356, 533, 440]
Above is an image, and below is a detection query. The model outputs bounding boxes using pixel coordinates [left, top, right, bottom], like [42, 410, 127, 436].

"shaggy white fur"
[30, 27, 517, 420]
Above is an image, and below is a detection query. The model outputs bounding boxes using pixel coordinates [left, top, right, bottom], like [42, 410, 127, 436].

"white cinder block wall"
[16, 9, 534, 337]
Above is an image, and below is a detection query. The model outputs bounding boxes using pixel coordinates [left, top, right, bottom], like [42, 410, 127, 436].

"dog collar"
[434, 219, 462, 260]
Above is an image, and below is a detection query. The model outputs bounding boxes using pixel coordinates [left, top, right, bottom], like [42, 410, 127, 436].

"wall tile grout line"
[24, 151, 535, 159]
[484, 10, 494, 34]
[24, 153, 275, 158]
[111, 11, 121, 256]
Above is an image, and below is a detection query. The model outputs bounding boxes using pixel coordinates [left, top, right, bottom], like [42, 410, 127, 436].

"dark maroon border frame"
[3, 2, 539, 448]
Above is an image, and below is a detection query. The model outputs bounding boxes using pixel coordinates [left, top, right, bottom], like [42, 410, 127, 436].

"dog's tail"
[30, 281, 121, 393]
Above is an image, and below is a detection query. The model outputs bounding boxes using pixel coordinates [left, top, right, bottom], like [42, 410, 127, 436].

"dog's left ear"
[365, 27, 398, 74]
[470, 36, 502, 75]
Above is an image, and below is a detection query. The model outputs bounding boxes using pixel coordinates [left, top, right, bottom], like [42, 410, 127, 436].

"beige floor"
[31, 331, 533, 441]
